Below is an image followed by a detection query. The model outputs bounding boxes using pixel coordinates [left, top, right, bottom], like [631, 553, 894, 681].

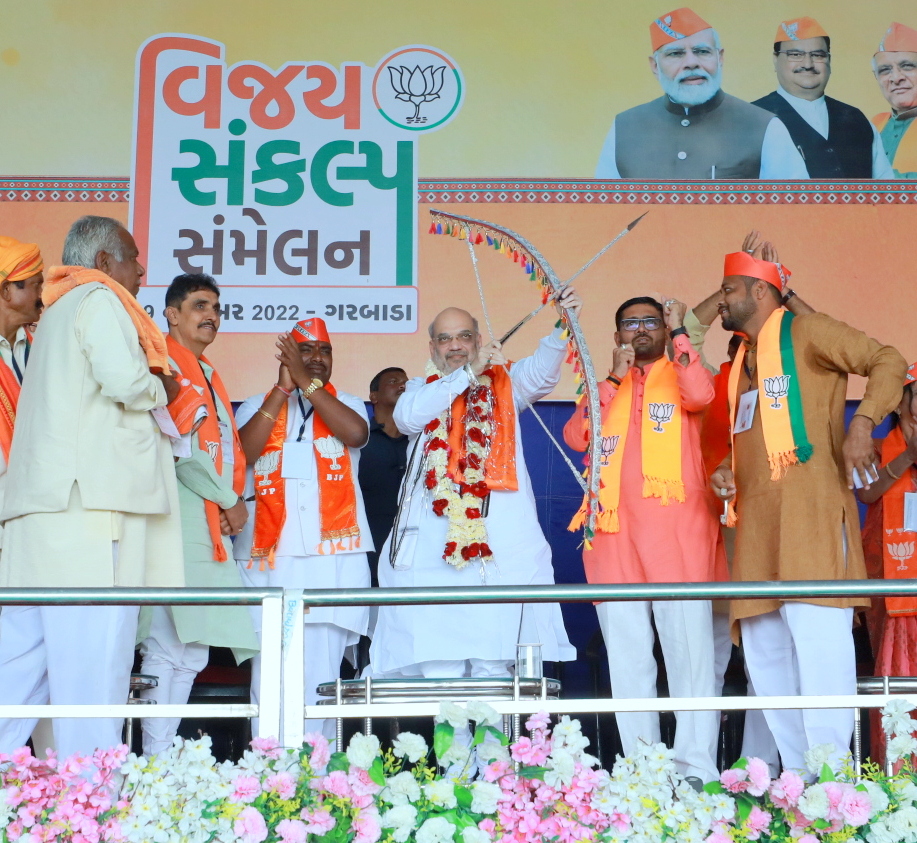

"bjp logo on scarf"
[648, 403, 675, 433]
[600, 435, 620, 466]
[763, 375, 791, 410]
[255, 450, 280, 486]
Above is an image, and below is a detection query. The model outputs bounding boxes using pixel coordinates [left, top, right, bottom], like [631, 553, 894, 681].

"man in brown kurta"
[711, 242, 905, 773]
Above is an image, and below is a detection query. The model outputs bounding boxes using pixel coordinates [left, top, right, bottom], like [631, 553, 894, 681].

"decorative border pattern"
[0, 177, 913, 205]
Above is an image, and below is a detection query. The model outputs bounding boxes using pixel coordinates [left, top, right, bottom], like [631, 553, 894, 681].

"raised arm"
[393, 368, 472, 435]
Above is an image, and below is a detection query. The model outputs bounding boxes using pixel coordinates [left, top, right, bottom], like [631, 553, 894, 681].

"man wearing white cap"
[596, 7, 808, 179]
[872, 22, 917, 178]
[754, 17, 893, 179]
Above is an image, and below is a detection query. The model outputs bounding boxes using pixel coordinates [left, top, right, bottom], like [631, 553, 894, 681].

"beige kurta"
[727, 311, 906, 624]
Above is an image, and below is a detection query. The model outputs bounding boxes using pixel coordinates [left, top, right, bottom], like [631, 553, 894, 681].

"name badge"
[281, 441, 314, 479]
[904, 492, 917, 533]
[733, 389, 758, 435]
[219, 421, 234, 465]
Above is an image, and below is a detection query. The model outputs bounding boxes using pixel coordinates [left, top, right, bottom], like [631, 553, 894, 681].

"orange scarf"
[0, 357, 21, 463]
[438, 365, 517, 491]
[166, 336, 245, 562]
[878, 426, 917, 616]
[701, 361, 732, 478]
[251, 384, 360, 567]
[42, 266, 170, 373]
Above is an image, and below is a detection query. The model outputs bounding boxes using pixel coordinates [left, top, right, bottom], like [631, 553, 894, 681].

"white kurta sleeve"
[759, 118, 810, 179]
[595, 119, 622, 178]
[74, 287, 166, 410]
[393, 368, 472, 435]
[509, 329, 566, 408]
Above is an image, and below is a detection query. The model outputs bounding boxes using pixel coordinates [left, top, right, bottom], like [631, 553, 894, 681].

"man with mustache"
[368, 295, 579, 682]
[0, 215, 184, 758]
[753, 17, 893, 179]
[563, 296, 724, 784]
[710, 242, 905, 772]
[596, 7, 808, 179]
[872, 22, 917, 178]
[137, 273, 258, 756]
[234, 317, 371, 739]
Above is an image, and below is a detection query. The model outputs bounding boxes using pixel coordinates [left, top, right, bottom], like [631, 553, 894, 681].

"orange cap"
[292, 317, 331, 344]
[877, 22, 917, 54]
[650, 8, 714, 52]
[723, 252, 790, 290]
[775, 17, 829, 44]
[906, 361, 917, 386]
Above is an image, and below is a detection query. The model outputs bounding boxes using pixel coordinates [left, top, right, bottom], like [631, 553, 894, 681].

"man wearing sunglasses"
[753, 17, 893, 179]
[563, 295, 724, 785]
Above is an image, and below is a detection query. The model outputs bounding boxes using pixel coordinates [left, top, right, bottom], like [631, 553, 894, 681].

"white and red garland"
[423, 360, 495, 570]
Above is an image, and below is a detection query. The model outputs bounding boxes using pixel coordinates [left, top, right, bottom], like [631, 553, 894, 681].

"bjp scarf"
[42, 267, 170, 373]
[251, 384, 360, 567]
[0, 331, 31, 463]
[725, 308, 812, 525]
[166, 336, 245, 562]
[570, 358, 684, 534]
[701, 361, 732, 478]
[0, 236, 43, 284]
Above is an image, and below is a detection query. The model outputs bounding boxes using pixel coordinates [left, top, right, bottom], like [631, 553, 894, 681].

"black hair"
[615, 296, 664, 330]
[165, 273, 220, 310]
[369, 367, 406, 393]
[774, 36, 830, 54]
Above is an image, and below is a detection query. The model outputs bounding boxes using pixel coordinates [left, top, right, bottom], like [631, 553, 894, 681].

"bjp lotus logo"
[254, 450, 280, 485]
[373, 46, 464, 132]
[600, 435, 620, 466]
[763, 375, 790, 409]
[888, 541, 915, 572]
[315, 436, 346, 470]
[648, 403, 675, 433]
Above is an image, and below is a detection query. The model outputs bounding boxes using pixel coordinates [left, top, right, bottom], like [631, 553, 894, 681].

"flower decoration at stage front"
[423, 358, 495, 570]
[428, 208, 604, 548]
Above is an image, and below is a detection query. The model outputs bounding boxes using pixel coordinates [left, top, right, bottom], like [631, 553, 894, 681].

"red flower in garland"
[457, 457, 467, 473]
[465, 507, 482, 520]
[466, 452, 482, 471]
[480, 542, 493, 557]
[432, 498, 448, 516]
[428, 437, 448, 451]
[466, 480, 490, 499]
[424, 419, 440, 433]
[468, 427, 487, 446]
[443, 542, 457, 558]
[461, 542, 481, 560]
[425, 469, 437, 490]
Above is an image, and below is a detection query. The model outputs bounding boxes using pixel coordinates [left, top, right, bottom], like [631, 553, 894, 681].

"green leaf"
[703, 781, 724, 794]
[434, 722, 455, 759]
[486, 725, 510, 746]
[471, 725, 487, 748]
[455, 785, 473, 810]
[813, 818, 830, 830]
[327, 751, 349, 773]
[736, 794, 755, 823]
[818, 762, 836, 783]
[731, 757, 748, 770]
[369, 756, 386, 786]
[518, 765, 548, 780]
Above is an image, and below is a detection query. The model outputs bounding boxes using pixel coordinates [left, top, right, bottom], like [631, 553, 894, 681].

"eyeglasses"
[619, 317, 663, 331]
[776, 50, 830, 64]
[434, 331, 475, 345]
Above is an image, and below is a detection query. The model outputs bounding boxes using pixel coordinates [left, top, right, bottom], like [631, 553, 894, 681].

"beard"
[657, 64, 723, 107]
[721, 295, 755, 333]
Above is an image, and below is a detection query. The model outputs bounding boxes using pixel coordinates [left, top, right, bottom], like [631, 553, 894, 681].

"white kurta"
[234, 389, 372, 636]
[369, 331, 576, 675]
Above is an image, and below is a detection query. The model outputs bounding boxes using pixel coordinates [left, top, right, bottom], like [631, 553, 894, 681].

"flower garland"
[423, 360, 494, 570]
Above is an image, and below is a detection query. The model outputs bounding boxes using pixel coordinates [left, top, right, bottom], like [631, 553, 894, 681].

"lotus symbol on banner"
[763, 375, 790, 409]
[648, 403, 675, 433]
[254, 451, 280, 486]
[888, 541, 915, 572]
[315, 436, 346, 470]
[387, 65, 446, 123]
[600, 435, 620, 466]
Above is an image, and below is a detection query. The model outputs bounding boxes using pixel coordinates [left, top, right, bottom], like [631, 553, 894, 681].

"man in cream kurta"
[368, 300, 578, 679]
[0, 216, 184, 759]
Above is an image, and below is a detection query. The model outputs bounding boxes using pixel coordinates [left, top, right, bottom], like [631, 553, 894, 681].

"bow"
[428, 208, 605, 543]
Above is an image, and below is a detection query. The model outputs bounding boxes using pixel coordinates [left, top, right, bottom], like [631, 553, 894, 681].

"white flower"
[346, 731, 381, 770]
[470, 781, 501, 814]
[803, 743, 835, 775]
[882, 698, 917, 739]
[863, 780, 890, 815]
[436, 701, 470, 730]
[797, 783, 830, 821]
[417, 816, 457, 843]
[892, 778, 917, 806]
[708, 793, 736, 822]
[462, 828, 491, 843]
[381, 771, 422, 805]
[381, 805, 418, 843]
[544, 747, 576, 788]
[465, 700, 501, 727]
[424, 777, 458, 808]
[866, 818, 899, 843]
[887, 734, 917, 764]
[440, 741, 472, 771]
[392, 732, 428, 763]
[476, 741, 510, 765]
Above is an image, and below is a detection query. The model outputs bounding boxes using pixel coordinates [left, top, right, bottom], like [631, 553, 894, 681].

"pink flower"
[796, 836, 819, 843]
[301, 808, 336, 835]
[322, 770, 353, 799]
[511, 737, 549, 766]
[705, 832, 732, 843]
[838, 788, 872, 827]
[745, 806, 772, 840]
[745, 758, 771, 796]
[348, 766, 381, 796]
[265, 771, 296, 800]
[720, 768, 749, 793]
[608, 811, 630, 832]
[10, 747, 35, 768]
[234, 806, 268, 843]
[276, 818, 308, 843]
[353, 811, 382, 843]
[525, 712, 551, 733]
[483, 760, 513, 783]
[251, 737, 282, 760]
[770, 770, 805, 809]
[230, 775, 262, 803]
[479, 819, 496, 834]
[303, 732, 331, 770]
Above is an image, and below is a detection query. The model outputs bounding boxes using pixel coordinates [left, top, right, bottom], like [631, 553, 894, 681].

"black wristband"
[783, 288, 796, 304]
[606, 375, 622, 386]
[669, 326, 688, 339]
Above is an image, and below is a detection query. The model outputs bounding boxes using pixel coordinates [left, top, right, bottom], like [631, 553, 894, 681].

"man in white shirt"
[753, 17, 894, 180]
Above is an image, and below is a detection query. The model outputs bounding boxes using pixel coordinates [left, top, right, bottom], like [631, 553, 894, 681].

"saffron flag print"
[130, 36, 464, 333]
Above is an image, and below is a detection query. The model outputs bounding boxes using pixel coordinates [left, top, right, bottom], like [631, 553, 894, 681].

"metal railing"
[3, 580, 917, 756]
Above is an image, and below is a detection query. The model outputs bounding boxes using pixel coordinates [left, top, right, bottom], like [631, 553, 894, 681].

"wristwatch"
[783, 288, 797, 304]
[302, 377, 323, 398]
